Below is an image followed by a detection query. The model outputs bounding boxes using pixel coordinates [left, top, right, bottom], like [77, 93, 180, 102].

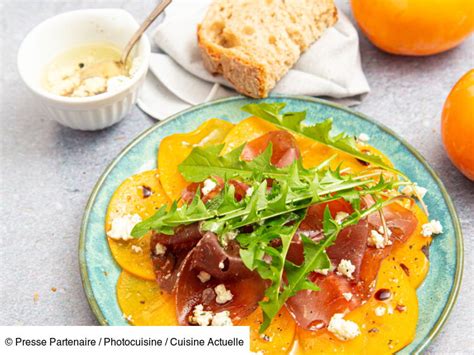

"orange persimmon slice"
[297, 259, 418, 354]
[106, 169, 170, 281]
[298, 137, 394, 174]
[358, 259, 419, 353]
[221, 116, 277, 155]
[158, 118, 234, 201]
[391, 203, 431, 288]
[117, 271, 178, 325]
[238, 307, 296, 355]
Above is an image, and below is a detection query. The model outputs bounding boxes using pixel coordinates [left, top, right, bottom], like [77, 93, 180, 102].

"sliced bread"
[197, 0, 338, 98]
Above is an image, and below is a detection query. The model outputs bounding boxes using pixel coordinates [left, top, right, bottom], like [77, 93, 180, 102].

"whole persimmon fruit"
[351, 0, 474, 56]
[441, 69, 474, 180]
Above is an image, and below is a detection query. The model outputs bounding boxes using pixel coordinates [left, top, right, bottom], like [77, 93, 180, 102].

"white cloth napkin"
[137, 0, 370, 120]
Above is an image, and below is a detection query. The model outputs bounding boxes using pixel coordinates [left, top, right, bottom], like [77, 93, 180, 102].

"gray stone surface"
[0, 0, 472, 353]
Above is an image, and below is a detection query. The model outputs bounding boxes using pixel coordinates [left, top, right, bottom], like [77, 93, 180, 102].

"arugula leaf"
[178, 143, 313, 182]
[241, 102, 406, 178]
[237, 212, 306, 331]
[131, 192, 217, 237]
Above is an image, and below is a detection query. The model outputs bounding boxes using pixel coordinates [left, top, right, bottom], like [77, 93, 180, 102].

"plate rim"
[79, 95, 463, 353]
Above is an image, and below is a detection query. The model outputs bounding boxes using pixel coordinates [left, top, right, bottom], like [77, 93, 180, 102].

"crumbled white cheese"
[197, 271, 211, 283]
[327, 313, 361, 341]
[342, 292, 353, 301]
[335, 212, 349, 224]
[154, 243, 167, 256]
[218, 261, 225, 270]
[401, 184, 427, 199]
[72, 76, 107, 97]
[48, 66, 81, 96]
[337, 259, 356, 279]
[374, 306, 386, 317]
[221, 230, 238, 247]
[211, 311, 233, 326]
[422, 220, 443, 237]
[201, 178, 217, 195]
[189, 304, 213, 326]
[367, 230, 389, 249]
[189, 305, 233, 327]
[246, 187, 254, 197]
[131, 245, 142, 253]
[107, 214, 142, 241]
[368, 229, 385, 248]
[358, 133, 370, 142]
[215, 284, 233, 304]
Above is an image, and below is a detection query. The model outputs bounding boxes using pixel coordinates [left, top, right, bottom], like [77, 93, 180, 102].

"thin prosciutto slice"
[150, 223, 203, 292]
[181, 178, 250, 204]
[357, 196, 418, 296]
[174, 233, 265, 325]
[294, 200, 369, 280]
[241, 130, 300, 168]
[286, 198, 418, 330]
[286, 273, 361, 330]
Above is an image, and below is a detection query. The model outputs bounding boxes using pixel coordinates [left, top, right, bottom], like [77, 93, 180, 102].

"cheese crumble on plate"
[328, 313, 360, 341]
[107, 214, 142, 241]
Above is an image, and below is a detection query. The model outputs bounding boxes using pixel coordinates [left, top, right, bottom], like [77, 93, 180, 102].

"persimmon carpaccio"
[441, 69, 474, 180]
[351, 0, 474, 56]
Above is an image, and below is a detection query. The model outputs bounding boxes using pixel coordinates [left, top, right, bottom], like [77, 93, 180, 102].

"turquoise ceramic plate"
[79, 96, 462, 353]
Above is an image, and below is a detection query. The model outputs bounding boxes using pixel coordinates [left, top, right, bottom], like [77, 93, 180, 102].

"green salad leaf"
[178, 143, 313, 182]
[237, 211, 306, 331]
[241, 102, 406, 179]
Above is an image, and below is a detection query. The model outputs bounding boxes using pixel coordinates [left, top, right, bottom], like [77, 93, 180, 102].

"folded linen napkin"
[137, 0, 370, 120]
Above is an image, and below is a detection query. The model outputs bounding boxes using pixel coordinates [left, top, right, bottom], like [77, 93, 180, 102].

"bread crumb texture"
[198, 0, 338, 98]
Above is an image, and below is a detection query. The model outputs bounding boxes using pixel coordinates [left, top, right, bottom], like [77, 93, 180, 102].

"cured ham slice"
[181, 178, 249, 204]
[286, 273, 360, 329]
[150, 223, 203, 292]
[295, 200, 369, 280]
[286, 198, 418, 330]
[241, 130, 300, 168]
[181, 177, 224, 204]
[367, 200, 418, 245]
[181, 130, 299, 204]
[174, 233, 266, 325]
[358, 197, 418, 297]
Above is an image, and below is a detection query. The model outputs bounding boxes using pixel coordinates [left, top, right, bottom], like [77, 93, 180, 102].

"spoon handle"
[121, 0, 172, 64]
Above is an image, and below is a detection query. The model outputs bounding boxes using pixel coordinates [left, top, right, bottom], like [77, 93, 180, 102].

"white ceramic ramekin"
[17, 9, 151, 130]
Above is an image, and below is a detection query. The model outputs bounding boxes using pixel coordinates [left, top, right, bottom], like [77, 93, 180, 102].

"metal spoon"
[81, 0, 172, 80]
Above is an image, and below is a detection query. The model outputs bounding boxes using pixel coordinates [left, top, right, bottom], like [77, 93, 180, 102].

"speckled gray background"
[0, 0, 473, 353]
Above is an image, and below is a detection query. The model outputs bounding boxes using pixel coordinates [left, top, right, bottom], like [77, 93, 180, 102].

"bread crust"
[197, 3, 338, 98]
[198, 25, 267, 98]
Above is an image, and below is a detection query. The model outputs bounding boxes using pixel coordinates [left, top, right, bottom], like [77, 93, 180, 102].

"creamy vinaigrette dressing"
[43, 43, 135, 97]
